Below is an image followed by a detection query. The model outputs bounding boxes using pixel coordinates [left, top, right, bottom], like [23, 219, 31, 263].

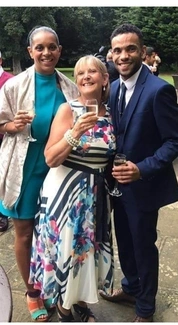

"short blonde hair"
[74, 55, 110, 103]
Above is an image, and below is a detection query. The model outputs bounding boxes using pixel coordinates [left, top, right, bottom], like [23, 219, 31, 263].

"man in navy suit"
[99, 23, 178, 322]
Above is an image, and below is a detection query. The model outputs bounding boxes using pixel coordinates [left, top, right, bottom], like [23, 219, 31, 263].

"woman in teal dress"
[0, 26, 78, 321]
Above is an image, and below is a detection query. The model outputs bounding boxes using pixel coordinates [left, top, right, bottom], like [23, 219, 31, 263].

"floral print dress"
[29, 99, 116, 309]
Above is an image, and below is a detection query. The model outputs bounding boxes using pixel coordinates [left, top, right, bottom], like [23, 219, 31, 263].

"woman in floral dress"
[29, 55, 116, 322]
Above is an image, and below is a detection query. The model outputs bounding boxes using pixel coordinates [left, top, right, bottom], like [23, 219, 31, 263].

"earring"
[103, 86, 106, 91]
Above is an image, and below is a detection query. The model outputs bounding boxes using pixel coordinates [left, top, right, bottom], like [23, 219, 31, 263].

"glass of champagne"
[26, 101, 37, 142]
[85, 99, 98, 142]
[109, 153, 127, 197]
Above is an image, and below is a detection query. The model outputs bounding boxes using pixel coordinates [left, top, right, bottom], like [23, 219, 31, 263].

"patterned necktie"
[118, 83, 127, 118]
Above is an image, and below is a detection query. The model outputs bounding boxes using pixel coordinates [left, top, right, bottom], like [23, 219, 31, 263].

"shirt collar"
[119, 65, 142, 91]
[143, 61, 152, 70]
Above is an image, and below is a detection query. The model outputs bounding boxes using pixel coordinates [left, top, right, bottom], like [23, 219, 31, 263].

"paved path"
[1, 160, 178, 322]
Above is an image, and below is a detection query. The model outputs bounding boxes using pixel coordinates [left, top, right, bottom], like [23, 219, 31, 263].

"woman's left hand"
[14, 110, 33, 131]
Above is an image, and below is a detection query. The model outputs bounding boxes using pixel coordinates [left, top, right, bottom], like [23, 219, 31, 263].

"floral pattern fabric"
[29, 100, 116, 309]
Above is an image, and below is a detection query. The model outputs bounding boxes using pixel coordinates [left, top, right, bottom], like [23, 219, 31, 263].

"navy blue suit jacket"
[109, 64, 178, 211]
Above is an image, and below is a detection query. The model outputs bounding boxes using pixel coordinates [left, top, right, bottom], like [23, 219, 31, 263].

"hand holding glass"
[109, 153, 127, 197]
[25, 102, 37, 142]
[85, 99, 98, 142]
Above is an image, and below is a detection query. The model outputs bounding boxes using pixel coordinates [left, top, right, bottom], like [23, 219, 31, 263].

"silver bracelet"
[64, 129, 80, 147]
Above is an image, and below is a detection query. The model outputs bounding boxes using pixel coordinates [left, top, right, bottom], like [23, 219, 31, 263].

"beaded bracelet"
[64, 129, 80, 147]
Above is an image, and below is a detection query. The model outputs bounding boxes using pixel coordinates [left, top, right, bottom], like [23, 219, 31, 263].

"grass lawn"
[159, 73, 174, 85]
[58, 68, 74, 82]
[6, 66, 176, 87]
[58, 68, 175, 87]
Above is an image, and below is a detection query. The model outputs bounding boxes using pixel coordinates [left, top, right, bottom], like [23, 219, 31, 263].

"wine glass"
[85, 99, 98, 142]
[26, 101, 37, 142]
[109, 153, 127, 197]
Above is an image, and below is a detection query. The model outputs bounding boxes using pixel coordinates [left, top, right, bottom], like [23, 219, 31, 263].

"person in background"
[0, 50, 14, 233]
[153, 53, 161, 76]
[142, 46, 156, 73]
[0, 26, 78, 321]
[28, 55, 116, 322]
[0, 51, 13, 87]
[99, 23, 178, 322]
[106, 48, 120, 83]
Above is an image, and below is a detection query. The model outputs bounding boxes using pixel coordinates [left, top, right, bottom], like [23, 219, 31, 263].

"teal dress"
[0, 72, 66, 219]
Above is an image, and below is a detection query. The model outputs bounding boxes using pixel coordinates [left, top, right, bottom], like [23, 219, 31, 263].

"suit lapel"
[109, 65, 150, 139]
[110, 80, 120, 131]
[124, 66, 149, 133]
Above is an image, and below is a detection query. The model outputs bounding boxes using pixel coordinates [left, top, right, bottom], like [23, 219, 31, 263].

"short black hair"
[110, 23, 144, 47]
[145, 46, 155, 56]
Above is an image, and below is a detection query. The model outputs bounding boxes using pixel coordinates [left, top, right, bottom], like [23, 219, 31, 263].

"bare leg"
[13, 218, 35, 291]
[13, 218, 48, 321]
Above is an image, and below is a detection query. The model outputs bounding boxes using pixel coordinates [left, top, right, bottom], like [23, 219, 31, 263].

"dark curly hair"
[110, 23, 144, 47]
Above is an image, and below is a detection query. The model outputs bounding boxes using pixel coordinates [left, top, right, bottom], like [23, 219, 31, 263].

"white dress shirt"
[119, 65, 143, 107]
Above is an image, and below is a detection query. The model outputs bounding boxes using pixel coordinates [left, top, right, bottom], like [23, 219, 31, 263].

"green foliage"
[58, 68, 74, 81]
[121, 7, 178, 70]
[0, 7, 58, 69]
[159, 73, 174, 85]
[1, 7, 178, 72]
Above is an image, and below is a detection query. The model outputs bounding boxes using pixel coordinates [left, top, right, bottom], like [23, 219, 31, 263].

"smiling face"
[27, 31, 62, 75]
[111, 32, 146, 80]
[74, 56, 109, 100]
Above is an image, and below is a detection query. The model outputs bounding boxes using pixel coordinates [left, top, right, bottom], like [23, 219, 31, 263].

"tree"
[0, 7, 58, 74]
[1, 7, 178, 73]
[118, 7, 178, 71]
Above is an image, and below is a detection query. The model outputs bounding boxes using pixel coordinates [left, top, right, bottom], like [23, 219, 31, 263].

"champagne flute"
[26, 101, 37, 142]
[85, 99, 98, 142]
[109, 153, 127, 197]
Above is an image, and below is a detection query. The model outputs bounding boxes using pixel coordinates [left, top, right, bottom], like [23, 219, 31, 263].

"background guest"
[142, 46, 156, 73]
[153, 53, 161, 76]
[0, 50, 14, 233]
[106, 48, 120, 83]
